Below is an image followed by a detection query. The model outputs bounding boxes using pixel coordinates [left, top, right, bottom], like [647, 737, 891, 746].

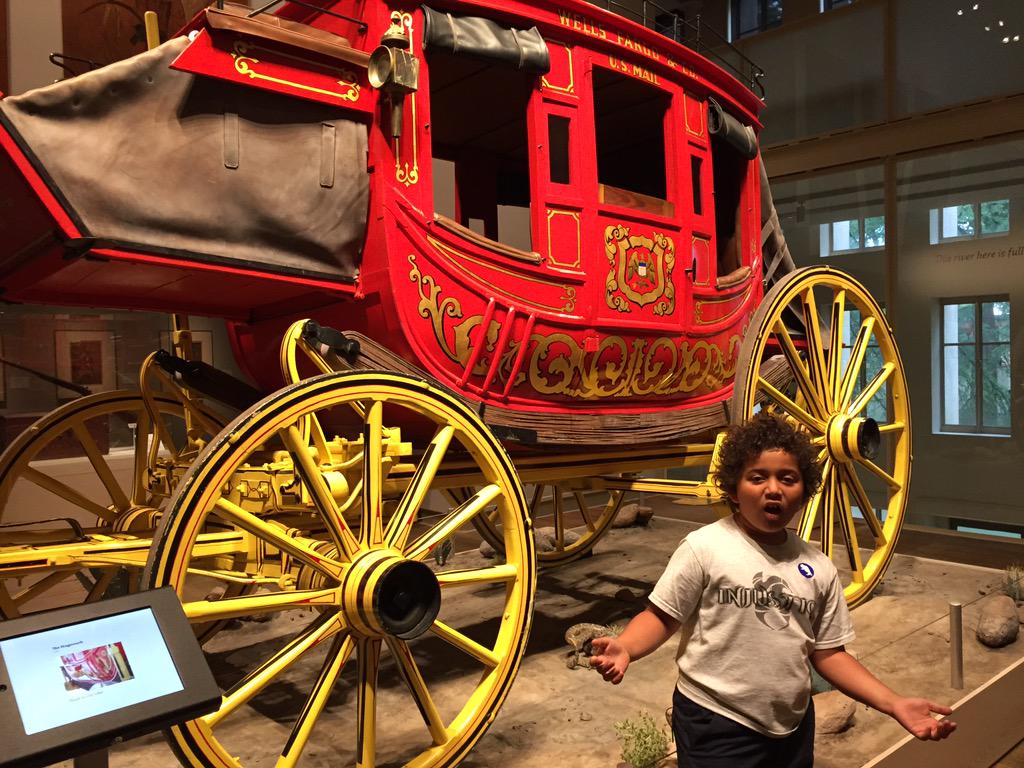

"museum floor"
[46, 498, 1024, 768]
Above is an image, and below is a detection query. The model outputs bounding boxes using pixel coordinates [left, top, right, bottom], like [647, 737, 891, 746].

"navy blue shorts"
[672, 688, 814, 768]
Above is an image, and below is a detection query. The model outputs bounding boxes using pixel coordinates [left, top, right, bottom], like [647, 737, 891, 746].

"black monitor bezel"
[0, 587, 221, 768]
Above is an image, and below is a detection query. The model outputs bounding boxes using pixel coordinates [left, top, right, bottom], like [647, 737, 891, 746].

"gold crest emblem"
[604, 225, 675, 316]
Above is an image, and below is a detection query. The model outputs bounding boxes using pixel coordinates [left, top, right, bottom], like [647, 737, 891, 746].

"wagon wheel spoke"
[756, 376, 826, 433]
[436, 563, 519, 587]
[405, 483, 501, 561]
[360, 400, 385, 548]
[838, 317, 875, 412]
[355, 637, 382, 768]
[819, 471, 836, 560]
[182, 586, 340, 623]
[797, 458, 831, 540]
[277, 632, 356, 768]
[12, 571, 73, 607]
[827, 289, 847, 404]
[85, 569, 117, 603]
[553, 491, 565, 549]
[130, 406, 155, 506]
[430, 619, 501, 668]
[833, 473, 864, 580]
[848, 362, 894, 418]
[878, 421, 905, 436]
[211, 497, 345, 580]
[71, 422, 131, 512]
[281, 425, 360, 560]
[20, 466, 117, 523]
[858, 457, 902, 491]
[385, 425, 455, 551]
[839, 463, 885, 544]
[205, 613, 344, 728]
[574, 491, 595, 531]
[386, 637, 449, 745]
[800, 287, 832, 412]
[773, 319, 829, 421]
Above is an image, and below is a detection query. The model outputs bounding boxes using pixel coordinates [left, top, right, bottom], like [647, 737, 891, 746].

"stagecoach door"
[527, 43, 586, 277]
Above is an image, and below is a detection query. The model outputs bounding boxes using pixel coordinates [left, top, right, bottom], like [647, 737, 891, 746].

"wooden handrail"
[206, 4, 369, 69]
[433, 214, 543, 265]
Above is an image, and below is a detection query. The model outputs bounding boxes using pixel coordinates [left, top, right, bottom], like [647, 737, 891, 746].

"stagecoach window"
[548, 115, 571, 185]
[427, 49, 534, 248]
[592, 67, 670, 208]
[691, 156, 703, 216]
[711, 133, 749, 275]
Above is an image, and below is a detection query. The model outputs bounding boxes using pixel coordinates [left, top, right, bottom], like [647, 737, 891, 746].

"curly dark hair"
[713, 414, 823, 503]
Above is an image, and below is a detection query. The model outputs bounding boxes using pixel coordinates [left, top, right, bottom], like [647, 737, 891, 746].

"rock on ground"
[612, 503, 654, 528]
[976, 594, 1020, 648]
[814, 690, 856, 734]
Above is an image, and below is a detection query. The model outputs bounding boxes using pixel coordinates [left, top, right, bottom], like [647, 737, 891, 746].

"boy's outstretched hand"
[589, 636, 630, 684]
[891, 697, 957, 741]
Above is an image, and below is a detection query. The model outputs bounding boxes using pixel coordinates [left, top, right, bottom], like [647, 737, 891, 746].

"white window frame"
[818, 214, 885, 257]
[928, 199, 1010, 244]
[938, 297, 1012, 436]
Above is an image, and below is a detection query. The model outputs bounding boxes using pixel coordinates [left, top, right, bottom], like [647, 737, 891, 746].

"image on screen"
[60, 641, 136, 694]
[0, 608, 184, 735]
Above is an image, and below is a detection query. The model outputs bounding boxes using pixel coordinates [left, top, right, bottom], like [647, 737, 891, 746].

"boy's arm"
[590, 603, 680, 685]
[811, 647, 956, 741]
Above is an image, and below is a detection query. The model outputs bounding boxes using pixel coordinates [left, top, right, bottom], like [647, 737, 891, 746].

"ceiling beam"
[761, 93, 1024, 179]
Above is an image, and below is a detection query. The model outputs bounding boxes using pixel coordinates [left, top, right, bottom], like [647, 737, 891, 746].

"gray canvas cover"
[0, 37, 368, 280]
[422, 5, 550, 74]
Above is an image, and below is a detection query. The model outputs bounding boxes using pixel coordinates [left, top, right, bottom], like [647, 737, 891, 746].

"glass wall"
[895, 136, 1024, 529]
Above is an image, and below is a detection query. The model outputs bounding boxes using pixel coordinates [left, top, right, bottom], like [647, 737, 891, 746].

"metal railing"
[587, 0, 766, 99]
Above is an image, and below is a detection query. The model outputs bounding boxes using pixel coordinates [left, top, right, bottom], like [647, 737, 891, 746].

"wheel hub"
[826, 414, 880, 463]
[340, 549, 441, 639]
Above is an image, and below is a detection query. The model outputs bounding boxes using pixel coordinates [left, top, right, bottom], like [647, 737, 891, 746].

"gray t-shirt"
[649, 515, 854, 737]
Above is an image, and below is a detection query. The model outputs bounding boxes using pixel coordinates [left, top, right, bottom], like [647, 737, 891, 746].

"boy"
[590, 414, 955, 767]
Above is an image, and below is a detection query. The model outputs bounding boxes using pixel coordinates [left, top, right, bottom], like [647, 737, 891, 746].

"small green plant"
[1003, 563, 1024, 602]
[614, 710, 669, 768]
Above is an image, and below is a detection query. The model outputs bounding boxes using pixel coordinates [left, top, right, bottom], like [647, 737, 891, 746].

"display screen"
[0, 607, 184, 735]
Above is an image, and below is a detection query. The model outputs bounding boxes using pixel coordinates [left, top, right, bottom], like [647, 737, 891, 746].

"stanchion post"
[950, 601, 963, 690]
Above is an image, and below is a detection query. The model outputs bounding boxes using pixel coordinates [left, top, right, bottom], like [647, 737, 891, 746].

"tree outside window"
[940, 299, 1011, 434]
[819, 215, 885, 256]
[930, 199, 1010, 243]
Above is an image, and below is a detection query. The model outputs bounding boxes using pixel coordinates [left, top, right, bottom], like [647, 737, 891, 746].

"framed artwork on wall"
[54, 330, 116, 399]
[159, 330, 214, 366]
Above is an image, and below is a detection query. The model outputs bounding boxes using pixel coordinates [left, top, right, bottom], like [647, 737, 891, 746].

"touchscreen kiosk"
[0, 587, 221, 768]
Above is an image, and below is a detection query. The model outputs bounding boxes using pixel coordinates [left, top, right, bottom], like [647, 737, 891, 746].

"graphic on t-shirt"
[716, 572, 818, 630]
[798, 563, 814, 578]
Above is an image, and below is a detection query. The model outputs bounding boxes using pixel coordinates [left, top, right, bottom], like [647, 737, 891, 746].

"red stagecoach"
[0, 2, 909, 766]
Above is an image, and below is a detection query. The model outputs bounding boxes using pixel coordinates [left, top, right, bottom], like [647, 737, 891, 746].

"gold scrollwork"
[231, 41, 360, 101]
[409, 254, 462, 362]
[409, 254, 739, 399]
[604, 225, 676, 316]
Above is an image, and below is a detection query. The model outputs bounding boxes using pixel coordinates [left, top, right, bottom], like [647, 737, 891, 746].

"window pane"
[981, 301, 1010, 343]
[832, 219, 860, 251]
[981, 343, 1011, 429]
[736, 0, 760, 35]
[943, 303, 975, 343]
[548, 115, 570, 185]
[981, 199, 1010, 235]
[943, 344, 976, 427]
[943, 204, 975, 237]
[766, 0, 783, 27]
[864, 215, 885, 247]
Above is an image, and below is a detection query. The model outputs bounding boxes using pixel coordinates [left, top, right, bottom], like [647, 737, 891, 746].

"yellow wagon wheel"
[468, 483, 625, 566]
[145, 371, 535, 768]
[732, 267, 910, 608]
[0, 390, 218, 619]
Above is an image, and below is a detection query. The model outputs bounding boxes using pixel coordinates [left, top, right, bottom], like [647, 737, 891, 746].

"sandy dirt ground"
[47, 516, 1023, 768]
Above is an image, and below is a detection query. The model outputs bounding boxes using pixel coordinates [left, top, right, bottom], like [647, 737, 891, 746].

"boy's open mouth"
[764, 502, 784, 516]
